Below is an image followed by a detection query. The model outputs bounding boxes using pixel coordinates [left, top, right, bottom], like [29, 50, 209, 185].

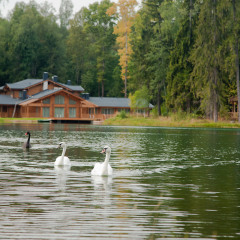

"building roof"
[18, 88, 96, 108]
[18, 89, 61, 105]
[6, 79, 43, 89]
[31, 89, 61, 99]
[2, 78, 84, 92]
[88, 97, 154, 108]
[0, 95, 21, 105]
[88, 97, 130, 108]
[60, 83, 84, 91]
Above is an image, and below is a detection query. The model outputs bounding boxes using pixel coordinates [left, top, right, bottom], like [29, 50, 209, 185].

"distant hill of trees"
[1, 0, 240, 122]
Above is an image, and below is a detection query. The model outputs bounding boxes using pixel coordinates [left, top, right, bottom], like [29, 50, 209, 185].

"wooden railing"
[229, 112, 238, 119]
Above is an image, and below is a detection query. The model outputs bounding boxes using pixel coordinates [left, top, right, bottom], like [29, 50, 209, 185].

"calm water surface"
[0, 123, 240, 239]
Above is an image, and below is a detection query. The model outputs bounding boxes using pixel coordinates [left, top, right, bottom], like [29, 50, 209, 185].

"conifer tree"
[190, 0, 223, 122]
[166, 0, 196, 113]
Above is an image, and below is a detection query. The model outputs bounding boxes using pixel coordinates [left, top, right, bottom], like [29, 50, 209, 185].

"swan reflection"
[91, 175, 113, 206]
[54, 165, 71, 192]
[91, 175, 113, 190]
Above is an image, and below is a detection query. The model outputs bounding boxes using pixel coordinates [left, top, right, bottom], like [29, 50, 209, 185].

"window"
[89, 108, 94, 115]
[55, 107, 64, 118]
[43, 107, 50, 117]
[69, 98, 76, 105]
[69, 107, 76, 118]
[2, 106, 7, 113]
[55, 95, 64, 104]
[19, 91, 23, 98]
[118, 108, 130, 113]
[101, 108, 114, 115]
[43, 98, 50, 104]
[136, 109, 145, 114]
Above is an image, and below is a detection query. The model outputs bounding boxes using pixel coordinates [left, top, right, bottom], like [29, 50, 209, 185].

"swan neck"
[104, 152, 110, 163]
[62, 145, 66, 157]
[27, 134, 30, 143]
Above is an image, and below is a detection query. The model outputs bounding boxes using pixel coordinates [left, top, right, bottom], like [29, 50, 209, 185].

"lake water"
[0, 123, 240, 240]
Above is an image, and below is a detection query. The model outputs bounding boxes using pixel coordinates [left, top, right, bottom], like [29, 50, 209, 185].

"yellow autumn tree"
[107, 0, 138, 98]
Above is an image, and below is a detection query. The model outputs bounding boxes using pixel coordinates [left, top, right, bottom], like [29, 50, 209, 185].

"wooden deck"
[35, 113, 116, 123]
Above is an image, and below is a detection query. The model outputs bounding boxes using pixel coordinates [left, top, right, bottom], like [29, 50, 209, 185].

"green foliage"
[129, 86, 150, 110]
[67, 0, 118, 96]
[117, 110, 128, 119]
[59, 0, 73, 28]
[2, 1, 66, 83]
[169, 109, 199, 122]
[0, 18, 10, 86]
[0, 0, 240, 123]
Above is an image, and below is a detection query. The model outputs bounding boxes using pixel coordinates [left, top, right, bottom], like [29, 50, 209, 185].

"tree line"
[0, 0, 240, 122]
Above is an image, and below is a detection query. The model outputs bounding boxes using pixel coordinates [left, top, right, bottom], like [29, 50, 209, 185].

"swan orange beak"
[100, 148, 106, 154]
[25, 132, 27, 135]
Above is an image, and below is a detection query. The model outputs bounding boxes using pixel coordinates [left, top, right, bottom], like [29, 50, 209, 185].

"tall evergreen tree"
[166, 0, 197, 113]
[232, 0, 240, 122]
[190, 0, 224, 122]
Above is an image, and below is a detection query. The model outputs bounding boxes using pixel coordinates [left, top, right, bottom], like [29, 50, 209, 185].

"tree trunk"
[157, 86, 161, 116]
[124, 30, 128, 98]
[124, 66, 127, 98]
[102, 60, 105, 97]
[213, 78, 218, 122]
[189, 0, 193, 42]
[213, 0, 218, 122]
[236, 38, 240, 122]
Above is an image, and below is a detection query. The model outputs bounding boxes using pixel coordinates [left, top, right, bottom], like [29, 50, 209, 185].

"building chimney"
[67, 80, 71, 85]
[43, 72, 48, 81]
[52, 75, 58, 82]
[22, 90, 27, 100]
[81, 93, 90, 100]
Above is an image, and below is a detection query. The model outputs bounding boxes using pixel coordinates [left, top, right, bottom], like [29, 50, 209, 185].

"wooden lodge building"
[0, 72, 153, 122]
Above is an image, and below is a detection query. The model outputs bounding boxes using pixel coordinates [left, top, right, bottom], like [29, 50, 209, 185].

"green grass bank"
[0, 118, 40, 124]
[103, 116, 240, 128]
[1, 116, 240, 128]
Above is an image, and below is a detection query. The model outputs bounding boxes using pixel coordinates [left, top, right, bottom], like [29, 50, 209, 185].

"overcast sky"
[0, 0, 107, 18]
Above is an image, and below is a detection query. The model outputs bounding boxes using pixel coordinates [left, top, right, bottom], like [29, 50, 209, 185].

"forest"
[0, 0, 240, 122]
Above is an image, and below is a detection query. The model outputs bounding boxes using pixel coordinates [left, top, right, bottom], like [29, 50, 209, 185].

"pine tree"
[190, 0, 223, 122]
[166, 0, 196, 113]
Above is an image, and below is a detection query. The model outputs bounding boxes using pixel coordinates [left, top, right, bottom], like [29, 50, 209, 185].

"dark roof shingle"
[2, 79, 84, 92]
[6, 79, 43, 89]
[0, 95, 20, 105]
[88, 97, 154, 108]
[88, 97, 130, 108]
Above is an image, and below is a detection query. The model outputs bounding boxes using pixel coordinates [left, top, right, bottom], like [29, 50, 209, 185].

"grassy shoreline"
[103, 116, 240, 128]
[1, 116, 240, 128]
[0, 118, 40, 123]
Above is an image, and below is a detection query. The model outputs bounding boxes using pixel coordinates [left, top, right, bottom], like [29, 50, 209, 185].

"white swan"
[55, 142, 71, 166]
[91, 146, 113, 176]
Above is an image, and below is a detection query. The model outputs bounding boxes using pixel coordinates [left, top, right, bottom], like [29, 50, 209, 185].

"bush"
[151, 107, 159, 118]
[117, 110, 128, 119]
[170, 109, 200, 121]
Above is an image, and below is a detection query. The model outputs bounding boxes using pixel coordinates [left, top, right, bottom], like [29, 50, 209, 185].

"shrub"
[118, 110, 128, 119]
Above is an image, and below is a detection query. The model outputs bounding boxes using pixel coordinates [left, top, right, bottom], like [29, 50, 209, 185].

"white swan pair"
[55, 142, 112, 176]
